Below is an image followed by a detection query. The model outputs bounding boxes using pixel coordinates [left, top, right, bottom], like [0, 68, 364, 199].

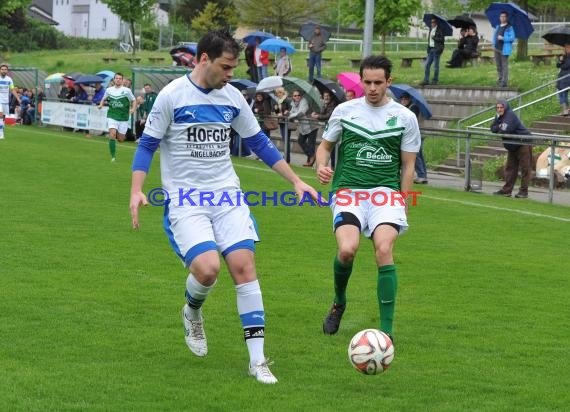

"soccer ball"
[348, 329, 394, 375]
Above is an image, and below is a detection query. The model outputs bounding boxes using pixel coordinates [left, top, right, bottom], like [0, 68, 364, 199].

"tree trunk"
[130, 20, 136, 56]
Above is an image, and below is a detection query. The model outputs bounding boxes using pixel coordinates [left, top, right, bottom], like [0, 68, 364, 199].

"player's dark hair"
[197, 30, 241, 61]
[359, 55, 392, 80]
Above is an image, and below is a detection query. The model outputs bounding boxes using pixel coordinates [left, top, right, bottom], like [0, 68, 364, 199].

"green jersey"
[322, 98, 421, 192]
[103, 86, 135, 121]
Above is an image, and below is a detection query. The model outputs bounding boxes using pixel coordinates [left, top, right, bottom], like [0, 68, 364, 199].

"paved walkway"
[282, 152, 570, 208]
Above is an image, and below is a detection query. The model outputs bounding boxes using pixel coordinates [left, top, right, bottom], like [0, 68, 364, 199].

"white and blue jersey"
[0, 74, 15, 114]
[143, 75, 261, 201]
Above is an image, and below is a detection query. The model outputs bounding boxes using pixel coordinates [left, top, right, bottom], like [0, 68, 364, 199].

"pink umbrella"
[336, 72, 363, 98]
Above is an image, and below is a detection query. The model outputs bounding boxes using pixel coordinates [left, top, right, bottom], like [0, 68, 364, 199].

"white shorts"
[0, 103, 9, 115]
[107, 118, 129, 134]
[331, 187, 409, 237]
[164, 190, 260, 267]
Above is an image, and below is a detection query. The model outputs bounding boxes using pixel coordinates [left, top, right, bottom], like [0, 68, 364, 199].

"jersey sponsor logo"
[356, 145, 393, 165]
[386, 115, 397, 127]
[185, 109, 197, 119]
[222, 110, 234, 122]
[187, 127, 231, 143]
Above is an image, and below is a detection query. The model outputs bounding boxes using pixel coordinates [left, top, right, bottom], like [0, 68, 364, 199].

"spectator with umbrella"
[253, 37, 270, 81]
[273, 47, 292, 77]
[304, 24, 328, 82]
[421, 14, 450, 86]
[446, 25, 479, 68]
[486, 6, 520, 87]
[543, 26, 570, 116]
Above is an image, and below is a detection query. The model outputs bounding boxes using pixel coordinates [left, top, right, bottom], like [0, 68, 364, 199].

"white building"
[36, 0, 169, 39]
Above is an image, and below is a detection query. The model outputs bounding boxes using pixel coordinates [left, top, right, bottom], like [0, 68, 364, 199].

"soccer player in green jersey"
[98, 72, 136, 161]
[315, 55, 421, 341]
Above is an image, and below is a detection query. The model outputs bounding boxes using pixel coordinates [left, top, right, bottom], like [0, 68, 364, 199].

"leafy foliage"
[101, 0, 157, 53]
[235, 0, 329, 37]
[0, 0, 30, 17]
[191, 2, 239, 35]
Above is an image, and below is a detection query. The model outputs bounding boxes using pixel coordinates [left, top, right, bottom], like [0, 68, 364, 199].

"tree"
[235, 0, 328, 37]
[339, 0, 422, 54]
[191, 2, 239, 35]
[0, 0, 30, 17]
[101, 0, 157, 54]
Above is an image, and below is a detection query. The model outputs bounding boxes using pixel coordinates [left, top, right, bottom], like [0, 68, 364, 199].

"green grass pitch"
[1, 125, 569, 411]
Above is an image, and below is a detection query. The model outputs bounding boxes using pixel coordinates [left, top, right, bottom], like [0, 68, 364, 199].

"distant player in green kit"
[314, 55, 421, 341]
[98, 72, 136, 161]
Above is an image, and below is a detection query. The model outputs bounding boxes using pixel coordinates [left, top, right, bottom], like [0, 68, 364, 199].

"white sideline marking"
[17, 128, 570, 222]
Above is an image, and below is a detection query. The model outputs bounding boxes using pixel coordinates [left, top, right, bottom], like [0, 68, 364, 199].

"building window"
[102, 18, 107, 31]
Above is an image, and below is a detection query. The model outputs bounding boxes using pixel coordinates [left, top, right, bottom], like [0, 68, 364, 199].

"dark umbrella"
[281, 76, 322, 112]
[229, 78, 257, 91]
[447, 15, 476, 30]
[299, 21, 331, 42]
[243, 31, 275, 46]
[389, 84, 432, 119]
[313, 78, 346, 104]
[485, 2, 534, 40]
[542, 26, 570, 47]
[74, 74, 105, 85]
[63, 72, 82, 81]
[423, 13, 453, 37]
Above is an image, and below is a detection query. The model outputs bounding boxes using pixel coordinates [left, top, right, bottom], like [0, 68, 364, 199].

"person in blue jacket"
[492, 11, 515, 88]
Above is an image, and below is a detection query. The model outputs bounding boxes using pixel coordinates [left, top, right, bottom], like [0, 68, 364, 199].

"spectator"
[556, 43, 570, 116]
[491, 99, 532, 198]
[142, 84, 158, 120]
[134, 95, 145, 141]
[253, 37, 269, 81]
[289, 89, 319, 167]
[446, 26, 479, 68]
[399, 92, 427, 184]
[35, 86, 45, 124]
[273, 87, 291, 144]
[308, 91, 337, 167]
[70, 84, 88, 103]
[492, 11, 515, 87]
[274, 47, 291, 77]
[308, 25, 327, 82]
[421, 17, 445, 85]
[345, 90, 356, 101]
[252, 92, 273, 136]
[230, 90, 253, 157]
[244, 43, 257, 82]
[91, 83, 105, 105]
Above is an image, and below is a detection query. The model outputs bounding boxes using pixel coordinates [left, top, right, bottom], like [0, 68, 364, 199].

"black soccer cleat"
[322, 303, 346, 335]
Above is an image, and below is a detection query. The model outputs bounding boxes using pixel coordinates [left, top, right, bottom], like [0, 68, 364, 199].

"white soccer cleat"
[249, 359, 278, 384]
[182, 305, 208, 357]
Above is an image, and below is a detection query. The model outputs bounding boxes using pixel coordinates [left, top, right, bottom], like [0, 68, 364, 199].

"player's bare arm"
[315, 139, 336, 185]
[400, 151, 417, 212]
[130, 170, 149, 229]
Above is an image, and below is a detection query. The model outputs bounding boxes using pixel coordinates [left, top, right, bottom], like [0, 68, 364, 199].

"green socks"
[333, 255, 353, 305]
[109, 139, 116, 159]
[377, 265, 397, 335]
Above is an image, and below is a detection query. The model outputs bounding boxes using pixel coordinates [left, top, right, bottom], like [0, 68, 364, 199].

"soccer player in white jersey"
[98, 72, 136, 161]
[129, 31, 319, 384]
[315, 55, 421, 342]
[0, 63, 21, 139]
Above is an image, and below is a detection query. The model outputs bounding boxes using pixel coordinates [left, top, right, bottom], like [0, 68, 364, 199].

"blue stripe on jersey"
[221, 239, 255, 258]
[173, 104, 240, 124]
[132, 133, 160, 172]
[163, 200, 184, 261]
[184, 241, 217, 267]
[239, 310, 266, 327]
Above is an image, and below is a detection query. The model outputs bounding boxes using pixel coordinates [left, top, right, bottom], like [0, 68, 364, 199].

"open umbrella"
[74, 74, 105, 85]
[485, 2, 534, 40]
[230, 78, 257, 91]
[281, 76, 322, 112]
[243, 31, 275, 46]
[44, 72, 65, 84]
[423, 13, 454, 37]
[256, 76, 283, 92]
[96, 70, 115, 87]
[447, 15, 476, 29]
[336, 72, 363, 98]
[542, 26, 570, 47]
[259, 38, 296, 54]
[389, 84, 432, 119]
[299, 21, 331, 42]
[313, 78, 346, 104]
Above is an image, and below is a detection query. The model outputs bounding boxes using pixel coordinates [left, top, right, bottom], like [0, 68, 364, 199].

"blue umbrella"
[259, 38, 296, 54]
[423, 13, 453, 37]
[229, 78, 257, 91]
[389, 84, 432, 119]
[243, 31, 275, 46]
[485, 2, 534, 40]
[96, 70, 115, 87]
[74, 74, 105, 85]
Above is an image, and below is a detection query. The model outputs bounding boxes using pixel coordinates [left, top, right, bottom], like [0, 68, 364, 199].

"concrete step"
[442, 157, 466, 167]
[434, 164, 464, 174]
[418, 85, 519, 101]
[531, 121, 570, 132]
[529, 127, 570, 136]
[429, 102, 490, 118]
[472, 145, 507, 156]
[546, 114, 570, 124]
